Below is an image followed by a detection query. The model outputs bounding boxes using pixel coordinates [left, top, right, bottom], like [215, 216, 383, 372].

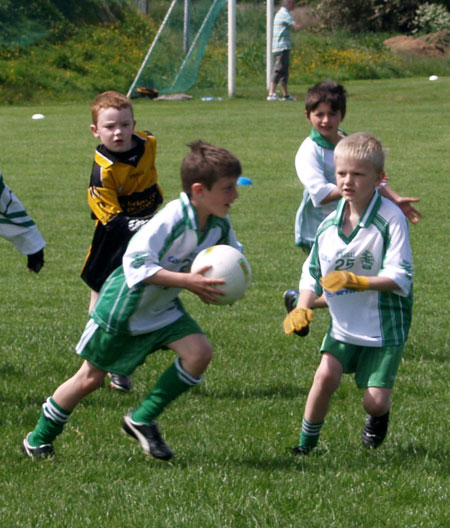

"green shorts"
[76, 314, 204, 376]
[321, 335, 404, 389]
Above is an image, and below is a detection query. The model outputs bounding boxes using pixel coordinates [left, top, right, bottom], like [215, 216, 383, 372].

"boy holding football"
[81, 91, 164, 392]
[22, 140, 243, 461]
[284, 132, 413, 454]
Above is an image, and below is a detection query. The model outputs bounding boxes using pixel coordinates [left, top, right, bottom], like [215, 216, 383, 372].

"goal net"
[128, 0, 227, 97]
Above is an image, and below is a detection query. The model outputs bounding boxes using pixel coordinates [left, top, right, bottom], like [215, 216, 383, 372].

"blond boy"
[284, 133, 413, 454]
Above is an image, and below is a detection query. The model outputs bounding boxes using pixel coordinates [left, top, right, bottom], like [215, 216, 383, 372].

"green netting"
[128, 0, 226, 96]
[0, 0, 127, 47]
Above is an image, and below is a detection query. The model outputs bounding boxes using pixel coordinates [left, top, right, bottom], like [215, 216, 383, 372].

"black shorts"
[271, 49, 290, 84]
[81, 221, 133, 292]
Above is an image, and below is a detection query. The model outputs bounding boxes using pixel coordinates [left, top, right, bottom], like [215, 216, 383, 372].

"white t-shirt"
[0, 171, 45, 255]
[294, 135, 337, 248]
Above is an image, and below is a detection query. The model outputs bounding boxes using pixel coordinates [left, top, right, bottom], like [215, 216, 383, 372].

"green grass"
[0, 77, 449, 527]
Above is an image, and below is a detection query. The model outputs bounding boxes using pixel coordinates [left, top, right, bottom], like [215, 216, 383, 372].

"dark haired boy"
[22, 141, 244, 461]
[295, 80, 420, 252]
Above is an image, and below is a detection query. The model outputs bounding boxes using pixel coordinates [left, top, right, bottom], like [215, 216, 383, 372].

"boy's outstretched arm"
[380, 185, 422, 224]
[144, 267, 225, 304]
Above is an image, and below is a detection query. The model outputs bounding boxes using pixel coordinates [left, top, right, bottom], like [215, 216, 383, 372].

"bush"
[412, 2, 450, 34]
[313, 0, 420, 33]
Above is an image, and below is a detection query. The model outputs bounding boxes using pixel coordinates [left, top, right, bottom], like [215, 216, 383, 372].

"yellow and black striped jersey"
[88, 131, 163, 225]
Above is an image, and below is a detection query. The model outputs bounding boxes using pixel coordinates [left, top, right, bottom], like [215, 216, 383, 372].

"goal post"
[266, 0, 274, 91]
[127, 0, 273, 98]
[227, 0, 236, 97]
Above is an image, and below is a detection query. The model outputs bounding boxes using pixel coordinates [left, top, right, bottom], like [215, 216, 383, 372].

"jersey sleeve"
[0, 172, 45, 255]
[299, 241, 323, 296]
[224, 221, 244, 253]
[88, 163, 124, 225]
[378, 208, 413, 297]
[122, 206, 175, 289]
[295, 139, 336, 208]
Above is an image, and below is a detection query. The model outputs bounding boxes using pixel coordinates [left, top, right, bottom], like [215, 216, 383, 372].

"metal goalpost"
[127, 0, 272, 98]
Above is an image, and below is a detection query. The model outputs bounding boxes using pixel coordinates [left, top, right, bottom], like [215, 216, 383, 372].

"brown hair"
[91, 91, 134, 125]
[181, 140, 241, 195]
[305, 80, 347, 119]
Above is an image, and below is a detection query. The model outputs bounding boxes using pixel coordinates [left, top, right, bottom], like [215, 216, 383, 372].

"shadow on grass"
[166, 437, 450, 475]
[197, 382, 309, 400]
[230, 442, 450, 475]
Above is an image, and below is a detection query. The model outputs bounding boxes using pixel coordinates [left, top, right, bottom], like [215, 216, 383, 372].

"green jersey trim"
[310, 128, 346, 150]
[92, 266, 145, 335]
[379, 288, 413, 345]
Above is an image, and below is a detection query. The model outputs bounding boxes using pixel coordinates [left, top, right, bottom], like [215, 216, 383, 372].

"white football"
[191, 245, 252, 305]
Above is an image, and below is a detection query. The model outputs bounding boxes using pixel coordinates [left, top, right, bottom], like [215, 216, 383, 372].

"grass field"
[0, 78, 449, 527]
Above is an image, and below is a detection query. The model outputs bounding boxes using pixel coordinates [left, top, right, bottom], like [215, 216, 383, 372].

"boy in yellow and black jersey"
[81, 91, 164, 391]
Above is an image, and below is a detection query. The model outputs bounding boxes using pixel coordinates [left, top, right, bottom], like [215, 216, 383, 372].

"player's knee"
[185, 342, 213, 376]
[363, 388, 391, 416]
[314, 367, 340, 394]
[194, 341, 213, 368]
[79, 369, 106, 394]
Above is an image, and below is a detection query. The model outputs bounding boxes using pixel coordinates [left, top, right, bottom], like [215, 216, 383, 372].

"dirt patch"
[384, 30, 450, 57]
[293, 6, 318, 29]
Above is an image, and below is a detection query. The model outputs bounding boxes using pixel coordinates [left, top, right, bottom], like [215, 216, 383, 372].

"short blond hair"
[91, 91, 134, 125]
[334, 132, 385, 173]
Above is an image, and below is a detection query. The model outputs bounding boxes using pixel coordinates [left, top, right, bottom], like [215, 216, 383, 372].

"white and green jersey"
[92, 192, 242, 336]
[0, 171, 45, 255]
[300, 192, 413, 347]
[294, 131, 338, 249]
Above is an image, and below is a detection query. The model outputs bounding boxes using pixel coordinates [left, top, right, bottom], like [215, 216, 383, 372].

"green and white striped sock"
[28, 397, 71, 447]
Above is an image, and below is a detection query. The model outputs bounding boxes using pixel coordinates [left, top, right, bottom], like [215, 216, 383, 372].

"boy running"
[284, 133, 413, 454]
[295, 80, 421, 252]
[284, 80, 420, 320]
[22, 140, 243, 461]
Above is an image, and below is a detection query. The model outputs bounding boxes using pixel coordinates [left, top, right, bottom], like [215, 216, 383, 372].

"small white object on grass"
[429, 75, 439, 81]
[32, 114, 45, 120]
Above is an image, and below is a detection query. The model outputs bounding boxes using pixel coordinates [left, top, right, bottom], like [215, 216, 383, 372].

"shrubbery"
[1, 1, 450, 104]
[312, 0, 450, 33]
[412, 2, 450, 34]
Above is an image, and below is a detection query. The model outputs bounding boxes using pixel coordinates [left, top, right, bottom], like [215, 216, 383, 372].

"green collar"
[309, 128, 346, 150]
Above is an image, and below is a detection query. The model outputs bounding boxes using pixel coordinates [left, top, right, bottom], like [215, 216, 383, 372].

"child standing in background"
[81, 91, 164, 391]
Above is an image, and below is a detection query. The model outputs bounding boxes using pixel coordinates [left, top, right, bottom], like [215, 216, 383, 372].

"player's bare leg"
[52, 360, 107, 411]
[123, 334, 212, 460]
[292, 353, 343, 456]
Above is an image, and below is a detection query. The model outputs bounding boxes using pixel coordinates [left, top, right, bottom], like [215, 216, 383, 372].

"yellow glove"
[283, 307, 314, 335]
[320, 271, 370, 293]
